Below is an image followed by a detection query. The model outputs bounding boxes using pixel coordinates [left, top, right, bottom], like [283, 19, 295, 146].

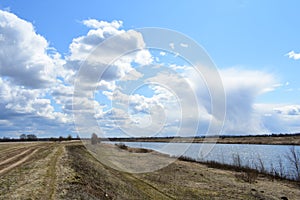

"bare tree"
[286, 146, 300, 181]
[20, 134, 27, 140]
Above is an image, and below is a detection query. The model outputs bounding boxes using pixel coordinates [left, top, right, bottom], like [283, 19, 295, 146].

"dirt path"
[125, 173, 175, 200]
[46, 144, 63, 200]
[0, 148, 38, 175]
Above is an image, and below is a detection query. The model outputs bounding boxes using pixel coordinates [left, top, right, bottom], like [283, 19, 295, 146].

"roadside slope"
[62, 143, 300, 200]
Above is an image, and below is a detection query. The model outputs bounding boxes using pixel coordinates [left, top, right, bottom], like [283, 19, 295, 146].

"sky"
[0, 0, 300, 138]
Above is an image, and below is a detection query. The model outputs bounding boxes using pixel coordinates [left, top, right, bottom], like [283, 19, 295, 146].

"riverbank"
[108, 134, 300, 145]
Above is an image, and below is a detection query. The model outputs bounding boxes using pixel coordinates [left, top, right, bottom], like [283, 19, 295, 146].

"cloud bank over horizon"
[0, 10, 300, 138]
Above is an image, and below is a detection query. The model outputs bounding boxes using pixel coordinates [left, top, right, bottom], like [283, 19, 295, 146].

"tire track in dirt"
[0, 143, 45, 160]
[0, 146, 32, 160]
[46, 144, 63, 200]
[87, 147, 175, 200]
[123, 172, 175, 200]
[0, 148, 39, 175]
[0, 147, 34, 166]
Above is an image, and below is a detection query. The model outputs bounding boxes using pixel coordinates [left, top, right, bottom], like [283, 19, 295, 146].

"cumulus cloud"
[69, 19, 158, 137]
[255, 104, 300, 133]
[99, 84, 181, 137]
[285, 51, 300, 60]
[82, 19, 123, 29]
[0, 10, 66, 88]
[0, 10, 73, 137]
[1, 9, 299, 138]
[0, 77, 72, 137]
[274, 105, 300, 115]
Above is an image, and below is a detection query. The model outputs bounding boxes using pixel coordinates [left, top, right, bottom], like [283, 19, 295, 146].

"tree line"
[0, 134, 79, 142]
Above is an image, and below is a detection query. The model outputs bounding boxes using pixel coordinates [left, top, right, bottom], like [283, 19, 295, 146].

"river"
[109, 142, 300, 179]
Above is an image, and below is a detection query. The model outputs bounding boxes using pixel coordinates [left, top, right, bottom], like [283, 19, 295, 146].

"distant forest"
[0, 133, 79, 142]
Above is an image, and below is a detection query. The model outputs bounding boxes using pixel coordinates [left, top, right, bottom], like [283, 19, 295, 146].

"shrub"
[115, 143, 128, 150]
[91, 133, 98, 145]
[285, 146, 300, 181]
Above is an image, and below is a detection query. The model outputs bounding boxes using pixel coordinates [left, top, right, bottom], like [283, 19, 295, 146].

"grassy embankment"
[1, 141, 299, 199]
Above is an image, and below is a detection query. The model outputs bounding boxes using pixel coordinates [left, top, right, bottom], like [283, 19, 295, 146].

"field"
[0, 141, 299, 199]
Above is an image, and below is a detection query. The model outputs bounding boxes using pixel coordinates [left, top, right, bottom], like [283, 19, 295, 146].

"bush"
[91, 133, 98, 145]
[115, 143, 128, 150]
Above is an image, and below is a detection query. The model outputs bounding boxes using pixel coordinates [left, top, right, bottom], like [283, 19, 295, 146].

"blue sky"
[0, 1, 300, 138]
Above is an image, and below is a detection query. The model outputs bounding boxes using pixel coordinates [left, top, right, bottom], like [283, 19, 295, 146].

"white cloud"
[97, 80, 116, 91]
[169, 42, 175, 50]
[98, 64, 291, 136]
[0, 10, 73, 137]
[186, 66, 278, 134]
[67, 27, 143, 64]
[0, 11, 157, 138]
[82, 19, 123, 30]
[0, 77, 73, 135]
[66, 20, 151, 88]
[221, 68, 276, 95]
[0, 10, 66, 88]
[285, 51, 300, 60]
[255, 104, 300, 133]
[69, 19, 158, 137]
[220, 68, 277, 134]
[159, 51, 166, 56]
[134, 49, 153, 65]
[1, 9, 300, 138]
[180, 43, 188, 48]
[0, 120, 12, 126]
[105, 85, 181, 137]
[274, 105, 300, 115]
[285, 82, 290, 86]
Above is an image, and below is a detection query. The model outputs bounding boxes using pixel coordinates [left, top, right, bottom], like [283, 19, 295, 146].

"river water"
[110, 142, 300, 179]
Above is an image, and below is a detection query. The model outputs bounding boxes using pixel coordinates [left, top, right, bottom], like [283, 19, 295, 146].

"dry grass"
[1, 142, 300, 199]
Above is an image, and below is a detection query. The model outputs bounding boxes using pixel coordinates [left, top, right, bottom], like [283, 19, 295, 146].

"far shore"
[1, 133, 300, 146]
[108, 133, 300, 145]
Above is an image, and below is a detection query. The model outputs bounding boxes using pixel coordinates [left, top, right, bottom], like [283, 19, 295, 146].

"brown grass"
[1, 142, 300, 199]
